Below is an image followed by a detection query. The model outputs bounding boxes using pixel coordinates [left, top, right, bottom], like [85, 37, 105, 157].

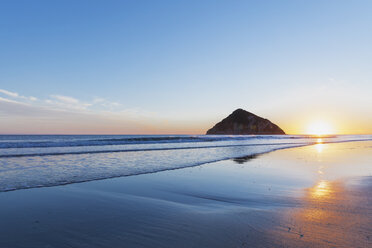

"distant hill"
[206, 108, 285, 135]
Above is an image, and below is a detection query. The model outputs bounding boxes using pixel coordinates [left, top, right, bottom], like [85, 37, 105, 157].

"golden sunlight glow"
[306, 121, 334, 136]
[315, 143, 324, 153]
[311, 180, 331, 198]
[315, 138, 324, 153]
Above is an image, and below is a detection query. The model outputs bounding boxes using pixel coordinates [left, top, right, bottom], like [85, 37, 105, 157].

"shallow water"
[0, 134, 371, 192]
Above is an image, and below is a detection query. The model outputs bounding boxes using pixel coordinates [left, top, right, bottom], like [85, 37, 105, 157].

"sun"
[306, 121, 334, 136]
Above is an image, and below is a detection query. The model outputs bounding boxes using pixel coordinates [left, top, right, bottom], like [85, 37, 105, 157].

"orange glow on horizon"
[276, 111, 372, 135]
[305, 120, 335, 136]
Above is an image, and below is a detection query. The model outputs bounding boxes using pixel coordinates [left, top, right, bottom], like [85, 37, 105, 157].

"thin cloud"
[93, 97, 105, 103]
[0, 95, 153, 134]
[0, 89, 19, 98]
[0, 89, 130, 115]
[0, 88, 38, 102]
[50, 95, 79, 104]
[0, 89, 192, 134]
[47, 94, 91, 111]
[0, 96, 24, 104]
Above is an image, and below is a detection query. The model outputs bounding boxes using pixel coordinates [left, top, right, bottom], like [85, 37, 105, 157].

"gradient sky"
[1, 0, 372, 134]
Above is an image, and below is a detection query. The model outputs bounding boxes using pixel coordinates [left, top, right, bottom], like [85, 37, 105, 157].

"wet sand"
[0, 141, 372, 247]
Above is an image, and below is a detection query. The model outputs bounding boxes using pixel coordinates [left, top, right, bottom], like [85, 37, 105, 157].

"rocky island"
[206, 108, 285, 135]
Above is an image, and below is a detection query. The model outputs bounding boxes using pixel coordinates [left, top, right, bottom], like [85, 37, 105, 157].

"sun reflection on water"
[311, 180, 331, 198]
[315, 138, 324, 153]
[316, 144, 324, 153]
[276, 141, 372, 246]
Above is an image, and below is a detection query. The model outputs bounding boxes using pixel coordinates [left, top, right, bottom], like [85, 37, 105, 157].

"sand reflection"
[298, 180, 341, 224]
[271, 179, 368, 247]
[310, 180, 331, 198]
[276, 178, 372, 247]
[268, 142, 372, 247]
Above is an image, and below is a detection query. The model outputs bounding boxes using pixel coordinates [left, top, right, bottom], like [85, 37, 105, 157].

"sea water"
[0, 134, 371, 192]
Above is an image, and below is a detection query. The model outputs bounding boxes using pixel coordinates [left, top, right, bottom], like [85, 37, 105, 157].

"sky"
[1, 0, 372, 134]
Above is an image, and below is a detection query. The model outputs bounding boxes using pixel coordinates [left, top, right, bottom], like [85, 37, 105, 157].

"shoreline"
[1, 136, 372, 194]
[0, 143, 306, 193]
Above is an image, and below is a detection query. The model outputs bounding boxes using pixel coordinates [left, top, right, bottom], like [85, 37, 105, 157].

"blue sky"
[1, 0, 372, 134]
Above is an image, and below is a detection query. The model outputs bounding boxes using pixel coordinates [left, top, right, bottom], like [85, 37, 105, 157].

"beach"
[1, 140, 372, 247]
[2, 1, 372, 247]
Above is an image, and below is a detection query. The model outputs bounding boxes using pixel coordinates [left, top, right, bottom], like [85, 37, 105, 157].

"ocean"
[0, 134, 371, 192]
